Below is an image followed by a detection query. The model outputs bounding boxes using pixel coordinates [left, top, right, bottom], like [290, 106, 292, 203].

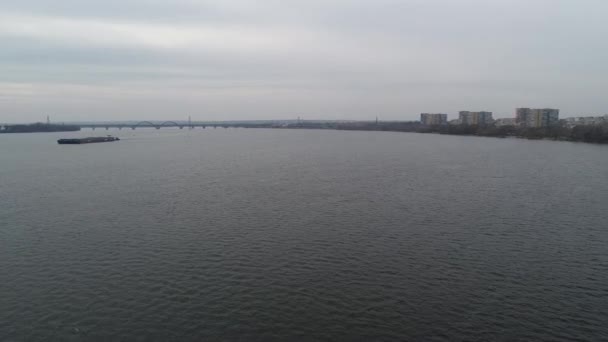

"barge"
[58, 136, 120, 144]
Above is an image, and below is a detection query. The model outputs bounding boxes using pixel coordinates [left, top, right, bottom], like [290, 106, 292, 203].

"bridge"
[1, 120, 287, 131]
[78, 121, 248, 130]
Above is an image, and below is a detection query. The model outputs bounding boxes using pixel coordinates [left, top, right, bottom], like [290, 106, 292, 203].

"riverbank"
[278, 121, 608, 144]
[0, 123, 81, 134]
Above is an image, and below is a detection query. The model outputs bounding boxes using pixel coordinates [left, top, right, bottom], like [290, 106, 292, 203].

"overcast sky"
[1, 0, 607, 122]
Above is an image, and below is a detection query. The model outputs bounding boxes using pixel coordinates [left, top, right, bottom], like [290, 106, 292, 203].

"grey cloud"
[1, 0, 608, 122]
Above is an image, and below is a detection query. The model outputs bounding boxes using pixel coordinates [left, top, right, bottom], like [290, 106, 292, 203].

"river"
[1, 128, 607, 341]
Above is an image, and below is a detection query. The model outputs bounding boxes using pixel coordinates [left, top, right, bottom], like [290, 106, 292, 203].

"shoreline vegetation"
[2, 121, 607, 144]
[277, 121, 608, 144]
[0, 123, 80, 134]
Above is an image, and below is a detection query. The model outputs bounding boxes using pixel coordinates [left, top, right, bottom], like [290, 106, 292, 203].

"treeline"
[335, 121, 421, 132]
[0, 123, 81, 133]
[284, 121, 422, 132]
[424, 124, 608, 143]
[282, 121, 608, 144]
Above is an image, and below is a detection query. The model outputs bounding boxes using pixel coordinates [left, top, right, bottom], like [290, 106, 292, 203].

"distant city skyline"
[1, 0, 608, 123]
[1, 108, 604, 126]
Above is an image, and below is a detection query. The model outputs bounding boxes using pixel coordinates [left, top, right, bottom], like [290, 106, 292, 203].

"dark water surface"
[1, 129, 607, 341]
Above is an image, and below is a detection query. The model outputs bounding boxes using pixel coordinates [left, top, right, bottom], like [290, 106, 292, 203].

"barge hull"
[58, 137, 120, 144]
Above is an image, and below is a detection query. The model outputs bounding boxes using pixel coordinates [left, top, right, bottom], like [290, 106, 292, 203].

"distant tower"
[188, 115, 192, 129]
[376, 116, 379, 125]
[46, 115, 50, 125]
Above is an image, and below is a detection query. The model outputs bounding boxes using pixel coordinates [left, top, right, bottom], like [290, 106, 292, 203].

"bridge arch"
[159, 121, 181, 127]
[134, 121, 158, 128]
[130, 121, 191, 129]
